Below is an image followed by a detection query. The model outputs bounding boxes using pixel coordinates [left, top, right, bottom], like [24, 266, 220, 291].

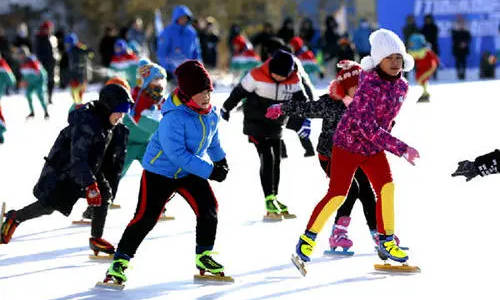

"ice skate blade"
[324, 248, 354, 256]
[263, 213, 282, 222]
[374, 263, 421, 273]
[109, 203, 121, 209]
[89, 254, 114, 260]
[95, 281, 125, 290]
[159, 215, 175, 221]
[72, 219, 91, 225]
[281, 212, 296, 219]
[291, 253, 307, 276]
[194, 274, 234, 283]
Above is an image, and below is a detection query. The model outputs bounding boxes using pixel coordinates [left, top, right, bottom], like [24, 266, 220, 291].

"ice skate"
[417, 92, 430, 103]
[0, 209, 20, 244]
[377, 235, 409, 263]
[158, 208, 175, 221]
[263, 197, 282, 222]
[292, 231, 317, 276]
[375, 235, 420, 273]
[371, 230, 409, 251]
[194, 251, 234, 283]
[0, 202, 5, 228]
[275, 200, 296, 219]
[44, 111, 50, 120]
[324, 217, 354, 256]
[89, 237, 115, 260]
[109, 202, 121, 209]
[96, 258, 129, 289]
[72, 206, 91, 225]
[25, 112, 34, 119]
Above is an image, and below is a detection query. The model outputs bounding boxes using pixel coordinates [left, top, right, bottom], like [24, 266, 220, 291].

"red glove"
[85, 182, 102, 207]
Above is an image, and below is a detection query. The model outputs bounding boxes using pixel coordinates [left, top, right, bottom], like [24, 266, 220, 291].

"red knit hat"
[289, 36, 304, 52]
[174, 60, 213, 99]
[329, 60, 361, 100]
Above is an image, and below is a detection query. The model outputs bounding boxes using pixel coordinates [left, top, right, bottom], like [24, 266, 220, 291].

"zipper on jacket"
[274, 82, 279, 101]
[174, 115, 207, 179]
[196, 115, 207, 154]
[149, 150, 163, 164]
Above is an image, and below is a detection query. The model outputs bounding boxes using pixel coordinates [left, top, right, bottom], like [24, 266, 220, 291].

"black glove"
[214, 158, 228, 169]
[451, 160, 479, 182]
[220, 108, 230, 121]
[209, 162, 229, 182]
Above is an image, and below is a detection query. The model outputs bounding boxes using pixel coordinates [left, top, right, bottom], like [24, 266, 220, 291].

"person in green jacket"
[0, 53, 17, 143]
[17, 46, 49, 119]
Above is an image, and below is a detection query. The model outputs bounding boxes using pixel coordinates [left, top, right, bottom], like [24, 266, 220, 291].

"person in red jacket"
[408, 33, 439, 102]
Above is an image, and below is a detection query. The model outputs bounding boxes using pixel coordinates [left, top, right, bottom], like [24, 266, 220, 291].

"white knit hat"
[360, 28, 414, 72]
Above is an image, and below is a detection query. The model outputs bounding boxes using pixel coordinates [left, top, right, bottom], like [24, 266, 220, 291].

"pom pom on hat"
[360, 28, 414, 72]
[137, 58, 167, 88]
[329, 60, 361, 100]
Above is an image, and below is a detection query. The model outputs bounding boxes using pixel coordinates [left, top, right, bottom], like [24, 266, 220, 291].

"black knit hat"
[175, 60, 213, 99]
[269, 49, 295, 78]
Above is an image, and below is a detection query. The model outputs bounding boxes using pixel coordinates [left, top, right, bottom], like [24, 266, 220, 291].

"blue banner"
[377, 0, 500, 68]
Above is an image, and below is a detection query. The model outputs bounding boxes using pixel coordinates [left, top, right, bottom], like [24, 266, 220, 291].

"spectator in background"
[228, 24, 241, 57]
[336, 35, 356, 64]
[35, 21, 57, 105]
[402, 15, 419, 48]
[277, 17, 295, 44]
[322, 15, 340, 77]
[157, 5, 201, 81]
[13, 23, 32, 52]
[200, 17, 220, 69]
[451, 15, 471, 80]
[420, 14, 439, 79]
[64, 33, 94, 108]
[353, 18, 372, 59]
[127, 17, 148, 57]
[55, 28, 69, 88]
[0, 27, 16, 93]
[99, 25, 118, 68]
[299, 18, 321, 54]
[252, 22, 275, 61]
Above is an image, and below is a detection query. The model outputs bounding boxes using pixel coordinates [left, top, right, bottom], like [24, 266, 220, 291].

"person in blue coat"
[353, 18, 373, 59]
[103, 60, 230, 285]
[157, 5, 201, 81]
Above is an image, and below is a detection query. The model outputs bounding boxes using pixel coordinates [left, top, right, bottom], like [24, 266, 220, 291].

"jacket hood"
[171, 5, 193, 24]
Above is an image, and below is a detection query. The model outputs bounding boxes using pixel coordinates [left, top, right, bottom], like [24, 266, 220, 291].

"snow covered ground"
[0, 77, 499, 300]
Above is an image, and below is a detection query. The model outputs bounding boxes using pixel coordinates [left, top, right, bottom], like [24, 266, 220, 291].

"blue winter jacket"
[142, 93, 225, 179]
[353, 26, 372, 55]
[157, 5, 201, 73]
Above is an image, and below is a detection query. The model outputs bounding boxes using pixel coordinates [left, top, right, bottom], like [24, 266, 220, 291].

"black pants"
[41, 60, 55, 103]
[455, 54, 467, 79]
[250, 136, 281, 197]
[116, 170, 218, 257]
[15, 197, 110, 238]
[319, 155, 376, 230]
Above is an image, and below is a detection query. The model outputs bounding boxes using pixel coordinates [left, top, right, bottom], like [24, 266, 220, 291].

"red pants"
[307, 146, 395, 235]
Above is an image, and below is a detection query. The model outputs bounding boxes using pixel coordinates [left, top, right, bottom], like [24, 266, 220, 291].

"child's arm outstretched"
[452, 149, 500, 181]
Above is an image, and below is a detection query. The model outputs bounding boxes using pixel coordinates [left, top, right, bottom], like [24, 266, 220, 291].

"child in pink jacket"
[293, 29, 420, 269]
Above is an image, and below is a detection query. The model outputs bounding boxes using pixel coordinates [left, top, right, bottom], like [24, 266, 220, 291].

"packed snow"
[0, 77, 499, 299]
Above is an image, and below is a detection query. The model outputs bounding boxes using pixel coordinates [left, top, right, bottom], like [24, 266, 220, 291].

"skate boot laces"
[196, 251, 224, 273]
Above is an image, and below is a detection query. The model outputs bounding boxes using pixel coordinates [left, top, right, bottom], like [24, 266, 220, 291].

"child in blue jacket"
[103, 60, 229, 285]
